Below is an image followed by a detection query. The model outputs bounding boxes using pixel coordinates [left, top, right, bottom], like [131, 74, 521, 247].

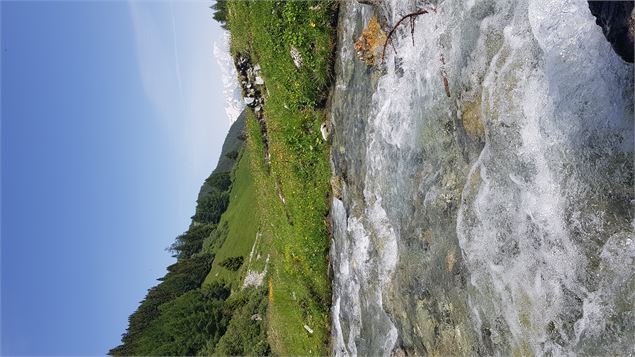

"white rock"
[303, 324, 314, 335]
[250, 314, 262, 321]
[320, 122, 330, 141]
[242, 255, 269, 289]
[290, 46, 303, 68]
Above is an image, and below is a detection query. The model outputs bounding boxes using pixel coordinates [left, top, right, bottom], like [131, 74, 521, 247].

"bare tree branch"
[381, 6, 435, 62]
[440, 53, 451, 97]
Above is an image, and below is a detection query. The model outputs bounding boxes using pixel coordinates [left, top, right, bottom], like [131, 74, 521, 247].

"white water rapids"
[329, 0, 633, 355]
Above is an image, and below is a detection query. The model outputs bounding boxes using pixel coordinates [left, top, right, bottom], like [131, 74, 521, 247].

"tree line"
[109, 172, 235, 356]
[211, 0, 228, 29]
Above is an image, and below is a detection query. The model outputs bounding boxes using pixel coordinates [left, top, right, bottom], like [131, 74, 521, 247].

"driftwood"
[381, 7, 436, 62]
[440, 53, 451, 97]
[379, 6, 451, 97]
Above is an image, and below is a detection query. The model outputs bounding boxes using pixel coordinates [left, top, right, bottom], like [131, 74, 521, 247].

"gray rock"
[250, 314, 262, 321]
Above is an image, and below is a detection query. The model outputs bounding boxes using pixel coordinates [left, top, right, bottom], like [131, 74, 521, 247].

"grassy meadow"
[222, 1, 339, 354]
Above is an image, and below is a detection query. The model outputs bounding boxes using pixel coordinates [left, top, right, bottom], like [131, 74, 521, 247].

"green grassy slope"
[222, 1, 339, 354]
[203, 145, 259, 291]
[245, 111, 331, 355]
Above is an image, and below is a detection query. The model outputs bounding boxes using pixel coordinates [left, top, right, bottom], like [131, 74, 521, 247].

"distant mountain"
[196, 109, 246, 202]
[213, 31, 245, 124]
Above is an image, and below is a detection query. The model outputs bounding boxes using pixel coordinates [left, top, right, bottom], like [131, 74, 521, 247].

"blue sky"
[1, 1, 237, 355]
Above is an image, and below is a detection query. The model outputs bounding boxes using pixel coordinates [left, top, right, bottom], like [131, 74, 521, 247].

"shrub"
[219, 256, 244, 271]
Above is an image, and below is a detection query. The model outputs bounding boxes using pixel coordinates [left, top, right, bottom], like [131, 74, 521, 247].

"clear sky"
[1, 1, 235, 355]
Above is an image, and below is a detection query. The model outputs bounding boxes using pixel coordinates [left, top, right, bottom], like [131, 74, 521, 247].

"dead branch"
[440, 53, 451, 97]
[410, 17, 415, 46]
[381, 6, 436, 62]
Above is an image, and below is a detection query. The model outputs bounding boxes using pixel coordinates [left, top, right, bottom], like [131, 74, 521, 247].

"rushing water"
[329, 0, 633, 355]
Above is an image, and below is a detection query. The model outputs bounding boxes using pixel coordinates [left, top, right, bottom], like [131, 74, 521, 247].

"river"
[328, 0, 634, 355]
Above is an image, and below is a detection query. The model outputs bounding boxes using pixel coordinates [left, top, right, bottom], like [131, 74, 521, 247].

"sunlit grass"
[225, 1, 338, 353]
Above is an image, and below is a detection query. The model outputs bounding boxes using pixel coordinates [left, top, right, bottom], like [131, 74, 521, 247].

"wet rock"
[354, 15, 387, 67]
[320, 121, 330, 141]
[357, 0, 382, 6]
[588, 1, 634, 63]
[389, 345, 407, 357]
[330, 175, 344, 200]
[461, 95, 485, 140]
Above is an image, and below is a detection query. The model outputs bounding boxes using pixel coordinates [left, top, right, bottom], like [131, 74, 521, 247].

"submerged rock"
[330, 175, 343, 200]
[354, 15, 387, 66]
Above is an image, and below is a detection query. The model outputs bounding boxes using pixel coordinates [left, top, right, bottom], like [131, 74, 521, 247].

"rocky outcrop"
[235, 54, 270, 163]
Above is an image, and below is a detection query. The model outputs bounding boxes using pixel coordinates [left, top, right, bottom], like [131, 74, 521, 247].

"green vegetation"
[192, 171, 233, 225]
[108, 168, 234, 355]
[192, 188, 229, 224]
[227, 1, 337, 108]
[110, 113, 269, 356]
[211, 110, 247, 174]
[111, 1, 339, 355]
[225, 150, 239, 161]
[224, 1, 338, 354]
[125, 288, 230, 356]
[220, 256, 244, 271]
[203, 146, 260, 290]
[203, 287, 270, 356]
[210, 0, 228, 29]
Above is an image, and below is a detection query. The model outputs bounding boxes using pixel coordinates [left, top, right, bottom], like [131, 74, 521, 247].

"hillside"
[196, 110, 246, 203]
[212, 109, 246, 174]
[111, 1, 340, 355]
[109, 108, 267, 355]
